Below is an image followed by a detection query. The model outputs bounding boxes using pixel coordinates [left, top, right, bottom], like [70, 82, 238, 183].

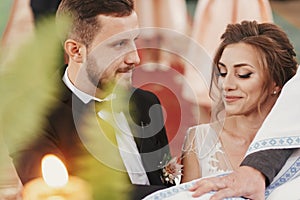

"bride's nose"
[222, 74, 237, 91]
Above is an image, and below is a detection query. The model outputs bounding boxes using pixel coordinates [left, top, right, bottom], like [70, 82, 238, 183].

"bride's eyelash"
[238, 72, 253, 78]
[216, 67, 227, 77]
[219, 72, 227, 77]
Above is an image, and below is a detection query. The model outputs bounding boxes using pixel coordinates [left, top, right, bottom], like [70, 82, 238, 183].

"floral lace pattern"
[182, 124, 232, 177]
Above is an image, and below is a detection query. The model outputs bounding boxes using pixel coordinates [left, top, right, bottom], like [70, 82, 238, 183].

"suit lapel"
[127, 90, 166, 185]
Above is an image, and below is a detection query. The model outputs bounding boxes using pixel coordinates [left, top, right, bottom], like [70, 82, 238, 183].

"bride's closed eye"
[217, 62, 254, 79]
[217, 66, 227, 77]
[219, 72, 227, 77]
[237, 72, 253, 79]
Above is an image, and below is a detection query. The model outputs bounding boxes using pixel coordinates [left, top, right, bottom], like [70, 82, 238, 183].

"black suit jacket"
[9, 83, 172, 193]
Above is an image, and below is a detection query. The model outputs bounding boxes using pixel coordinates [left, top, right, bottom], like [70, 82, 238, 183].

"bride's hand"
[189, 166, 265, 200]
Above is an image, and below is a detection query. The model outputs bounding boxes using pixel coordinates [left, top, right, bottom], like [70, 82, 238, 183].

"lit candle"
[23, 154, 92, 200]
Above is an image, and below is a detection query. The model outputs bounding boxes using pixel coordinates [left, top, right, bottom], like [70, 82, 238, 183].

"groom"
[8, 0, 173, 198]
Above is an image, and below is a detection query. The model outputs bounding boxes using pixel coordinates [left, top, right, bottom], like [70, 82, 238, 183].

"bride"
[181, 20, 298, 183]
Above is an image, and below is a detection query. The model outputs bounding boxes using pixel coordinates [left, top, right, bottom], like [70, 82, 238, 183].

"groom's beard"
[85, 55, 117, 92]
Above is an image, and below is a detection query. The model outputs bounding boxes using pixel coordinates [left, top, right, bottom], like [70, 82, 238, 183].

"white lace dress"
[182, 124, 233, 177]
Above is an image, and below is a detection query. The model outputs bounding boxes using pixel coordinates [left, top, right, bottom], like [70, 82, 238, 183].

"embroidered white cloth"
[247, 67, 300, 154]
[246, 67, 300, 199]
[266, 172, 300, 200]
[142, 173, 244, 200]
[265, 150, 300, 199]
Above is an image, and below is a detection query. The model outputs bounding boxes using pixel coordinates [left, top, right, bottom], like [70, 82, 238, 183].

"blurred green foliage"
[0, 16, 62, 154]
[0, 16, 131, 199]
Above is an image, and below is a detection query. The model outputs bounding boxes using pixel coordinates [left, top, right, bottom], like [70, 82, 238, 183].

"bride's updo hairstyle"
[210, 20, 298, 121]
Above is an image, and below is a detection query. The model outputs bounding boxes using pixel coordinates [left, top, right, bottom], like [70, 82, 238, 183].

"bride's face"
[217, 43, 274, 116]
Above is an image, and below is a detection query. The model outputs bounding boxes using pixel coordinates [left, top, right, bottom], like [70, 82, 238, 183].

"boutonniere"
[159, 154, 183, 185]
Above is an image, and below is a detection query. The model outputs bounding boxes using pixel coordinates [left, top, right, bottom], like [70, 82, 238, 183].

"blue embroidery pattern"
[247, 136, 300, 152]
[265, 157, 300, 198]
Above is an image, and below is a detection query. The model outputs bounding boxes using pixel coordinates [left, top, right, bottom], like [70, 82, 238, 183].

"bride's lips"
[224, 95, 242, 103]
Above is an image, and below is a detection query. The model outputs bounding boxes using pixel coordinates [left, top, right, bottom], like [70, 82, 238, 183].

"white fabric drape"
[247, 67, 300, 154]
[246, 67, 300, 199]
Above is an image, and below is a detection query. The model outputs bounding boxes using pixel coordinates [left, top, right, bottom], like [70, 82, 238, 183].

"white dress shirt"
[62, 68, 150, 185]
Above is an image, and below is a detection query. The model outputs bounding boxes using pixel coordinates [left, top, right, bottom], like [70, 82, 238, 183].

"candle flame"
[42, 154, 69, 187]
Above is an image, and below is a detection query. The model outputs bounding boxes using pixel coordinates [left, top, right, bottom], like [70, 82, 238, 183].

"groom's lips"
[116, 65, 135, 73]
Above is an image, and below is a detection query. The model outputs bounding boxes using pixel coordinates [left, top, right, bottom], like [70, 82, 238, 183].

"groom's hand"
[189, 166, 265, 200]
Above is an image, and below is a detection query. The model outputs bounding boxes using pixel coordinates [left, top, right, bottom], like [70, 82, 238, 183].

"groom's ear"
[64, 39, 86, 63]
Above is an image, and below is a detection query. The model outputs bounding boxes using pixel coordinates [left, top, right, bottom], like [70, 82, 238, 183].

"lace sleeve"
[181, 126, 202, 182]
[182, 125, 207, 158]
[182, 126, 197, 156]
[181, 124, 233, 179]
